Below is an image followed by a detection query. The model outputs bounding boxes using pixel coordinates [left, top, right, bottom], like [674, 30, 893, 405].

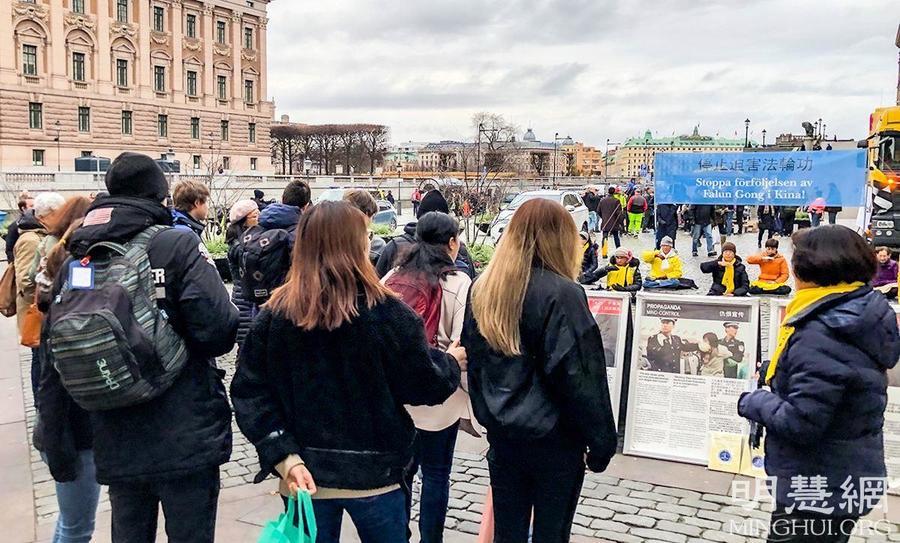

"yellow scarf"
[722, 261, 735, 294]
[765, 282, 865, 384]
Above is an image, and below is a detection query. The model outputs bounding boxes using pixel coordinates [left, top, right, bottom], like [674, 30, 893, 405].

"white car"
[490, 190, 590, 239]
[314, 187, 346, 204]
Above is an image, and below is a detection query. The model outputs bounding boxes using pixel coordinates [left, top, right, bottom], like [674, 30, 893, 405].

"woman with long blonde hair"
[231, 201, 465, 543]
[462, 198, 617, 542]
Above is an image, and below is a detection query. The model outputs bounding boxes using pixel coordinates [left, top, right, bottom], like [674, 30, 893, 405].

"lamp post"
[551, 133, 572, 189]
[744, 119, 750, 148]
[762, 129, 767, 148]
[53, 120, 61, 172]
[396, 165, 402, 215]
[817, 118, 823, 138]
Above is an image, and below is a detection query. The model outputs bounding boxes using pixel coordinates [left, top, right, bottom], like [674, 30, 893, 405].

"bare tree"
[359, 125, 390, 174]
[271, 124, 303, 175]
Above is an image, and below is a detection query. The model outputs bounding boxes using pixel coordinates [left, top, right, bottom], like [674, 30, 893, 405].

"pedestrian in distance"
[597, 186, 624, 255]
[739, 225, 900, 543]
[386, 190, 396, 206]
[343, 189, 387, 266]
[412, 187, 423, 217]
[700, 242, 750, 297]
[779, 205, 797, 236]
[626, 189, 648, 236]
[655, 203, 678, 250]
[231, 201, 464, 543]
[735, 205, 746, 235]
[462, 198, 617, 543]
[382, 211, 473, 543]
[757, 205, 777, 248]
[643, 236, 683, 289]
[582, 187, 601, 233]
[580, 247, 643, 293]
[688, 204, 716, 257]
[871, 246, 898, 299]
[747, 239, 792, 296]
[825, 205, 842, 225]
[4, 193, 34, 263]
[226, 199, 261, 347]
[38, 152, 239, 542]
[252, 189, 273, 211]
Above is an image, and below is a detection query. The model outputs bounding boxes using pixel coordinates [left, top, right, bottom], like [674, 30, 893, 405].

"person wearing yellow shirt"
[700, 242, 750, 296]
[642, 236, 683, 289]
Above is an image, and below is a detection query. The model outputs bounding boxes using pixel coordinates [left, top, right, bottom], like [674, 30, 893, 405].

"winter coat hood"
[68, 196, 173, 258]
[259, 203, 301, 232]
[790, 287, 900, 370]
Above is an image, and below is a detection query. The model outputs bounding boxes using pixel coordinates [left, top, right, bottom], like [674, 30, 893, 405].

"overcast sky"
[267, 1, 900, 147]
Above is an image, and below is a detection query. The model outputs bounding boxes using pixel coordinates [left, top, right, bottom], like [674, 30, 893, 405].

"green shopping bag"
[258, 492, 317, 543]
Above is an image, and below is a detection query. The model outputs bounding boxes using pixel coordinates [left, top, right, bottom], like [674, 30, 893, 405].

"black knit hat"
[105, 152, 169, 201]
[417, 190, 449, 218]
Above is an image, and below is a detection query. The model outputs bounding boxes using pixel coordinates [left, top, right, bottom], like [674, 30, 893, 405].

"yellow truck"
[866, 106, 900, 247]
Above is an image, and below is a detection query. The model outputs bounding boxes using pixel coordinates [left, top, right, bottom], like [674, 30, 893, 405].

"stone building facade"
[0, 0, 274, 173]
[609, 127, 748, 178]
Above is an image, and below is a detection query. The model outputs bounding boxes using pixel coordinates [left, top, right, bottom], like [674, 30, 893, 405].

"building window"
[190, 117, 200, 139]
[221, 120, 229, 141]
[78, 106, 90, 132]
[216, 21, 226, 44]
[248, 122, 256, 143]
[186, 13, 196, 38]
[186, 70, 197, 96]
[250, 157, 257, 170]
[29, 102, 42, 129]
[116, 0, 128, 22]
[222, 156, 231, 170]
[23, 45, 37, 76]
[193, 155, 201, 169]
[153, 6, 164, 32]
[217, 75, 227, 100]
[72, 0, 85, 14]
[121, 110, 132, 135]
[244, 27, 253, 49]
[32, 150, 45, 166]
[158, 114, 168, 138]
[154, 65, 166, 92]
[244, 79, 254, 103]
[72, 52, 86, 81]
[116, 59, 128, 87]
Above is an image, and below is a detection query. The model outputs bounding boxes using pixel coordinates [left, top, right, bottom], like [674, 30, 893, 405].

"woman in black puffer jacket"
[226, 200, 260, 347]
[739, 226, 900, 543]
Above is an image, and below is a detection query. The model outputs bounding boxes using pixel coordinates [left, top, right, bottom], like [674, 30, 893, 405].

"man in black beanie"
[375, 189, 475, 279]
[37, 152, 238, 542]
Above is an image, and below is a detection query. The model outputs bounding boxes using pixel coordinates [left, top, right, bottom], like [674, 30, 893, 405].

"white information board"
[585, 290, 630, 428]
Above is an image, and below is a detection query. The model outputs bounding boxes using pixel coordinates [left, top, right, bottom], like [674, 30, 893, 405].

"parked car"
[500, 192, 520, 210]
[373, 200, 398, 231]
[314, 187, 346, 204]
[489, 190, 589, 239]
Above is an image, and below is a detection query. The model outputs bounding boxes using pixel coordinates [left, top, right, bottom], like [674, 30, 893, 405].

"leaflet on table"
[585, 290, 630, 428]
[623, 294, 760, 465]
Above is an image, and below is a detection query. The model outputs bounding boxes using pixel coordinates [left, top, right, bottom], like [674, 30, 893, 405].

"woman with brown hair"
[35, 196, 92, 309]
[231, 201, 465, 543]
[461, 198, 617, 542]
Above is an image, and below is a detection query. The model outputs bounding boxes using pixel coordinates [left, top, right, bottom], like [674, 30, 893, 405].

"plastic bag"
[258, 492, 317, 543]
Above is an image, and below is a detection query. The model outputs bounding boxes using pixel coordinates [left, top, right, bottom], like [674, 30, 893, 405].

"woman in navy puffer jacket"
[739, 225, 900, 543]
[226, 200, 260, 347]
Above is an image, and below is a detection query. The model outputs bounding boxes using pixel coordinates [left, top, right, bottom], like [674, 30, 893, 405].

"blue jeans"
[691, 224, 714, 254]
[41, 450, 100, 543]
[811, 213, 822, 227]
[588, 211, 599, 232]
[405, 422, 459, 543]
[314, 489, 407, 543]
[724, 210, 734, 235]
[644, 278, 680, 289]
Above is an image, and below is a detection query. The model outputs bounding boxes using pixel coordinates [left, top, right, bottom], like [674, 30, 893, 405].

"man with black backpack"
[37, 153, 238, 543]
[240, 179, 310, 305]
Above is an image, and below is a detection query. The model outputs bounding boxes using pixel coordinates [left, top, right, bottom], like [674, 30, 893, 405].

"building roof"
[620, 128, 749, 148]
[523, 128, 537, 142]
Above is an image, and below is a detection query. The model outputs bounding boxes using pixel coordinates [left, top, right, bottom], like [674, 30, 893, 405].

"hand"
[286, 464, 317, 496]
[655, 252, 663, 260]
[447, 340, 467, 372]
[718, 261, 727, 268]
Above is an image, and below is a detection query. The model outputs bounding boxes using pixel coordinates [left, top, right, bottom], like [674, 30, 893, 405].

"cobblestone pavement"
[25, 230, 900, 541]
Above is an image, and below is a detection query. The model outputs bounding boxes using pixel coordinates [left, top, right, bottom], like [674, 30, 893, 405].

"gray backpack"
[46, 226, 188, 411]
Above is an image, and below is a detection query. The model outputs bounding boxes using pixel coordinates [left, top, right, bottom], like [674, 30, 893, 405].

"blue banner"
[654, 150, 867, 206]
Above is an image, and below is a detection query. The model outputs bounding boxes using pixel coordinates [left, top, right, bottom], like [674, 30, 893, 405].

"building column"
[49, 0, 67, 90]
[0, 1, 14, 84]
[138, 0, 152, 95]
[171, 0, 183, 94]
[202, 4, 214, 106]
[96, 0, 112, 93]
[259, 18, 267, 101]
[231, 12, 242, 108]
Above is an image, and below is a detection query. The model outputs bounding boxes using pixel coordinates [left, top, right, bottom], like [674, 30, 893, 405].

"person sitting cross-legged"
[700, 242, 750, 297]
[642, 236, 683, 289]
[581, 247, 642, 292]
[747, 238, 792, 296]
